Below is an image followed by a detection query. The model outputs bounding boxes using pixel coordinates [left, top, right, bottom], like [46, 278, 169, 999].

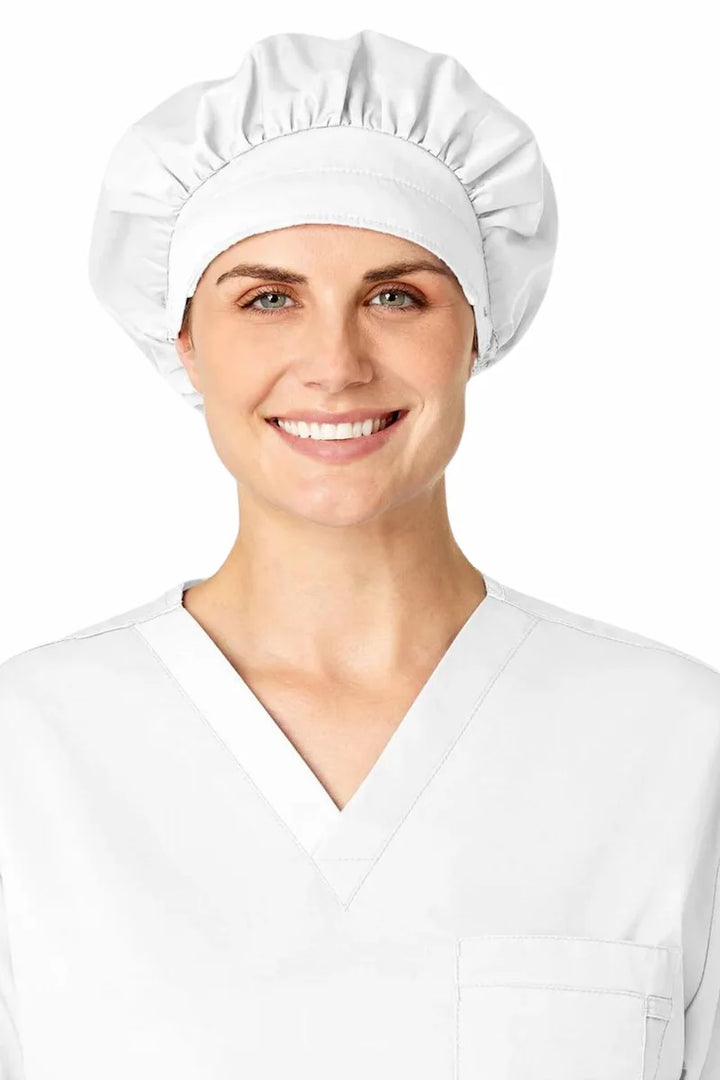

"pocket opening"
[456, 934, 678, 1080]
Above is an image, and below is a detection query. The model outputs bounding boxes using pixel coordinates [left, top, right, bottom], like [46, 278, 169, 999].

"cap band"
[165, 124, 497, 367]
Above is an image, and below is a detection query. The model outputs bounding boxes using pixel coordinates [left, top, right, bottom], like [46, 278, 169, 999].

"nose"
[291, 319, 375, 391]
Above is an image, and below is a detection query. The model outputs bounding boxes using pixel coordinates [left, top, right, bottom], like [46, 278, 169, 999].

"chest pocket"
[456, 934, 679, 1080]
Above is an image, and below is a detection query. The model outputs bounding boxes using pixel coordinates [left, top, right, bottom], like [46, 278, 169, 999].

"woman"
[0, 28, 718, 1080]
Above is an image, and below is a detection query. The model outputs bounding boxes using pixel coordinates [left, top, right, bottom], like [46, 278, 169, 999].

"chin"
[278, 488, 397, 530]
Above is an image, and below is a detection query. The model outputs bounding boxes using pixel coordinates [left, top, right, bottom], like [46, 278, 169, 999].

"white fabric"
[1, 574, 720, 1078]
[87, 29, 558, 415]
[164, 124, 496, 364]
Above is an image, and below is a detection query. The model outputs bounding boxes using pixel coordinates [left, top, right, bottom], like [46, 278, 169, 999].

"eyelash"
[237, 284, 428, 315]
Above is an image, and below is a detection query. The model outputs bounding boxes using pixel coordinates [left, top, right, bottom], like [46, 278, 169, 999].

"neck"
[182, 482, 487, 682]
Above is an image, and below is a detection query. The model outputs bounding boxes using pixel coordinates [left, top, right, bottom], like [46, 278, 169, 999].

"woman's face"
[175, 224, 478, 527]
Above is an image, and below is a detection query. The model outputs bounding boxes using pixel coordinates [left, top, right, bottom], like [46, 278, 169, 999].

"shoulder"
[491, 578, 720, 723]
[0, 580, 183, 699]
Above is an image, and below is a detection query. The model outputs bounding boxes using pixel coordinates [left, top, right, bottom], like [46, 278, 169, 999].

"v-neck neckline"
[135, 571, 538, 905]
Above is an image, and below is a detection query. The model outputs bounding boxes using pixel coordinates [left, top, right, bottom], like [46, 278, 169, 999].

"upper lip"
[267, 408, 403, 424]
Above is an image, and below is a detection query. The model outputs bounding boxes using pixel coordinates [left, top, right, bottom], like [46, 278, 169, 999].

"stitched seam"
[639, 996, 648, 1080]
[685, 844, 720, 1013]
[168, 208, 486, 342]
[458, 933, 681, 955]
[489, 594, 720, 677]
[459, 983, 645, 999]
[342, 615, 541, 907]
[314, 857, 373, 862]
[62, 600, 178, 642]
[0, 874, 25, 1055]
[47, 586, 720, 679]
[454, 937, 461, 1080]
[648, 1014, 671, 1080]
[163, 121, 486, 308]
[195, 166, 473, 231]
[1, 598, 177, 662]
[473, 214, 497, 368]
[129, 625, 345, 906]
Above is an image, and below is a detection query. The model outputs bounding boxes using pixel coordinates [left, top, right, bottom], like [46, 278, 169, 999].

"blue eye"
[239, 285, 427, 314]
[241, 290, 295, 312]
[368, 288, 423, 310]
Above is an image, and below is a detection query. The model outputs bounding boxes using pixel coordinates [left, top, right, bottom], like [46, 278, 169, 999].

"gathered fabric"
[88, 29, 558, 414]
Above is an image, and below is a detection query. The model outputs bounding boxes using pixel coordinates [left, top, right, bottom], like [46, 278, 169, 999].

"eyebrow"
[215, 259, 454, 287]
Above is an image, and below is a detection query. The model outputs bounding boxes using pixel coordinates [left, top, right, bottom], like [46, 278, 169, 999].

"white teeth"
[275, 414, 397, 440]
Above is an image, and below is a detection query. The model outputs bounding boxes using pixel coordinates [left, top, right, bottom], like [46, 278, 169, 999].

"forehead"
[205, 225, 455, 286]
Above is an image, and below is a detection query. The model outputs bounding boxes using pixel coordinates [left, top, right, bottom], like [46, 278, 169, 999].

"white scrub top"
[1, 572, 719, 1080]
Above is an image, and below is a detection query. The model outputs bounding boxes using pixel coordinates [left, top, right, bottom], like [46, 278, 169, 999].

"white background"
[1, 2, 717, 668]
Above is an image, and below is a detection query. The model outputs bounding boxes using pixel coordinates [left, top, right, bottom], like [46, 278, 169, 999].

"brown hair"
[180, 295, 193, 341]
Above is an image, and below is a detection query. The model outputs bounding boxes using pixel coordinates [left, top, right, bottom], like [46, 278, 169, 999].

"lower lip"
[265, 411, 408, 462]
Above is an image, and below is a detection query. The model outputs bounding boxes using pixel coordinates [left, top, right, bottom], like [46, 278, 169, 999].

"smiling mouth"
[266, 410, 405, 441]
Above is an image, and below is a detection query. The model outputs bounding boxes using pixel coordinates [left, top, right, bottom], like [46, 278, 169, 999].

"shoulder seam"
[4, 593, 179, 658]
[494, 595, 720, 678]
[63, 597, 178, 642]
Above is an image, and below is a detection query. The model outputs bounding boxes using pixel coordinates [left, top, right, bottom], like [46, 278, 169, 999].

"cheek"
[415, 355, 468, 436]
[407, 326, 468, 387]
[198, 338, 272, 409]
[419, 403, 466, 458]
[197, 356, 275, 468]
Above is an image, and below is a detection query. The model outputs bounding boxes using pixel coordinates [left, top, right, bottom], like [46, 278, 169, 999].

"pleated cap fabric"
[87, 29, 559, 415]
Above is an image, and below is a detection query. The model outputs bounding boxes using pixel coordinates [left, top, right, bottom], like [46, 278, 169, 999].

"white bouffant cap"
[88, 28, 558, 415]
